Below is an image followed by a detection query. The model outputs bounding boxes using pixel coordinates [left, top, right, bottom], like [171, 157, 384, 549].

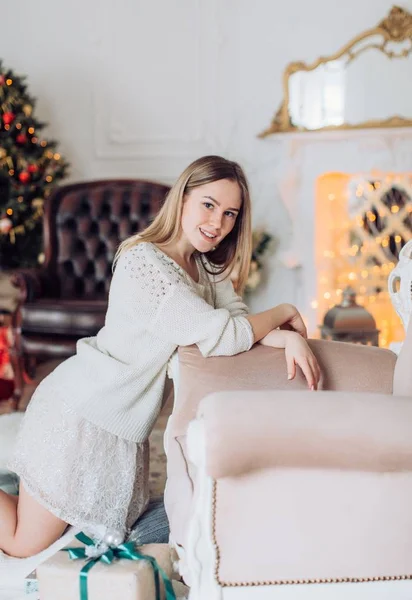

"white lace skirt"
[8, 388, 150, 541]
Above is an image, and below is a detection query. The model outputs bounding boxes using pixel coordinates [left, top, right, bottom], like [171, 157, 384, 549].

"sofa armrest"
[198, 390, 412, 479]
[184, 391, 412, 590]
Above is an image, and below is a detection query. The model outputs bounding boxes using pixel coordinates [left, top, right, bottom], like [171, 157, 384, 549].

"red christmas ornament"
[18, 171, 30, 184]
[2, 112, 15, 125]
[0, 76, 5, 86]
[16, 133, 28, 144]
[28, 164, 39, 174]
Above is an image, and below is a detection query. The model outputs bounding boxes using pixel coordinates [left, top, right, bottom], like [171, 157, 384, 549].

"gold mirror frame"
[259, 6, 412, 136]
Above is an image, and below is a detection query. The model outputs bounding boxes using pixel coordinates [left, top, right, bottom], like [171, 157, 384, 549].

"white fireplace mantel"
[268, 127, 412, 334]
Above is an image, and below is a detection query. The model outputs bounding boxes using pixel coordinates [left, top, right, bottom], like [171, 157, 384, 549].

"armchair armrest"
[10, 268, 56, 303]
[197, 390, 412, 479]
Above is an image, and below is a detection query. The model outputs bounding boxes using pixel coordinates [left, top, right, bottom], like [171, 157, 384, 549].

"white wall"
[2, 0, 411, 316]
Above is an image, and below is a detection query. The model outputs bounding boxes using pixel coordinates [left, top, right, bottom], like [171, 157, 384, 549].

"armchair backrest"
[42, 179, 170, 298]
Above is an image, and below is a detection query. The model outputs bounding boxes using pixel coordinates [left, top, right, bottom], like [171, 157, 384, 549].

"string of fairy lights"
[315, 173, 412, 347]
[0, 63, 68, 261]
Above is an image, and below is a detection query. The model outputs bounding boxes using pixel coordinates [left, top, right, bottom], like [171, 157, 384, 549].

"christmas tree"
[0, 60, 69, 269]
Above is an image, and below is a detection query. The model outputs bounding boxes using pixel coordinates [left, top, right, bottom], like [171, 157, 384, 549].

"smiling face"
[180, 178, 242, 253]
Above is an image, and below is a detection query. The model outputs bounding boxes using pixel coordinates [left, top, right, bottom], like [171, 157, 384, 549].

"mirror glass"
[288, 37, 412, 130]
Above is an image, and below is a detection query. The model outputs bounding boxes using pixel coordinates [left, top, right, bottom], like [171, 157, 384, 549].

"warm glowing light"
[324, 292, 331, 300]
[54, 153, 61, 160]
[46, 175, 53, 182]
[382, 238, 389, 247]
[391, 205, 400, 213]
[311, 300, 318, 309]
[6, 208, 13, 216]
[6, 79, 12, 86]
[348, 272, 356, 281]
[395, 235, 402, 243]
[28, 127, 35, 134]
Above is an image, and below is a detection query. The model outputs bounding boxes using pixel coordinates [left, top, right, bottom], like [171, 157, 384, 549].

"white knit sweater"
[41, 242, 254, 442]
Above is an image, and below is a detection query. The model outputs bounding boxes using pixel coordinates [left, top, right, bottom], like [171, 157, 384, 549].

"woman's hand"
[279, 304, 307, 338]
[284, 331, 320, 390]
[259, 329, 321, 389]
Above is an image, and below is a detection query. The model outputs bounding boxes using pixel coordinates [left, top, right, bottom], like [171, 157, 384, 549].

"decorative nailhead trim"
[210, 480, 412, 587]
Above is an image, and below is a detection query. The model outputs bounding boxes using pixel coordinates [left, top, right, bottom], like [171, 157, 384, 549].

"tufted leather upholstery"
[14, 179, 170, 372]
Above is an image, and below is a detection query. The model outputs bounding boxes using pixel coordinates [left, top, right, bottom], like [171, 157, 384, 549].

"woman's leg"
[0, 482, 67, 558]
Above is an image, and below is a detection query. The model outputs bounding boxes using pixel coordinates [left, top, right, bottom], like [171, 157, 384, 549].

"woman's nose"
[209, 212, 222, 229]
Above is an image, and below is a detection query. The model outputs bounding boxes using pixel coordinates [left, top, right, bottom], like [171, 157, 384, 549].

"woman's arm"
[259, 328, 321, 390]
[246, 303, 307, 343]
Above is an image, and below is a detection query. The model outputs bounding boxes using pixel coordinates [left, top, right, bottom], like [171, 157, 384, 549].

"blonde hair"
[115, 155, 252, 294]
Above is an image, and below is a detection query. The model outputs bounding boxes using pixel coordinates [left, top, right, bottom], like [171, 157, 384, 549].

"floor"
[0, 359, 173, 498]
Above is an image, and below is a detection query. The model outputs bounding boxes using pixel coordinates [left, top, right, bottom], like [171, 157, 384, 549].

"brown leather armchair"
[13, 179, 170, 385]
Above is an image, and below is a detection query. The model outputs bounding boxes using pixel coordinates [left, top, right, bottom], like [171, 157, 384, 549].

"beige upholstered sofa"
[164, 339, 412, 599]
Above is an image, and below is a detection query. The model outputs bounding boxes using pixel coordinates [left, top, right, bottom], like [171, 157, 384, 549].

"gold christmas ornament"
[23, 104, 32, 117]
[31, 198, 44, 209]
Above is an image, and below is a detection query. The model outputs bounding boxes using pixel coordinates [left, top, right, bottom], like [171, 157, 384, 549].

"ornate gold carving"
[259, 6, 412, 136]
[379, 5, 412, 41]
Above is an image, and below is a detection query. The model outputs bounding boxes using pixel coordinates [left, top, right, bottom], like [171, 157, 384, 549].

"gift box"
[36, 534, 176, 600]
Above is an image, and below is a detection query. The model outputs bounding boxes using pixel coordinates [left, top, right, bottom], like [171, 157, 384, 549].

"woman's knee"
[5, 484, 68, 558]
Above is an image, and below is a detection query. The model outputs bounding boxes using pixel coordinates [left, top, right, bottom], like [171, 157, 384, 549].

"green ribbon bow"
[63, 532, 176, 600]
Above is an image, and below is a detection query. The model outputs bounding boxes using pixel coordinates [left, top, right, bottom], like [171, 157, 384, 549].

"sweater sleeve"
[118, 243, 254, 357]
[150, 282, 254, 357]
[212, 272, 250, 317]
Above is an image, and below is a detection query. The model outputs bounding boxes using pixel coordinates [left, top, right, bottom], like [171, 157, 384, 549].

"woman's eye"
[203, 202, 213, 209]
[225, 211, 236, 218]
